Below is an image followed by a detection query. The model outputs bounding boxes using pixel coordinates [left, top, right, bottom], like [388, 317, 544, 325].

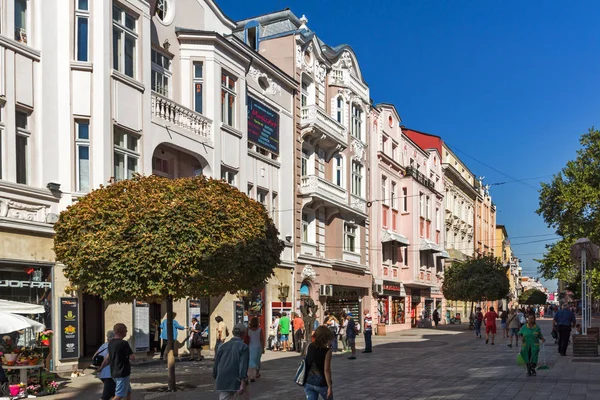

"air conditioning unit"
[319, 284, 333, 297]
[373, 283, 383, 295]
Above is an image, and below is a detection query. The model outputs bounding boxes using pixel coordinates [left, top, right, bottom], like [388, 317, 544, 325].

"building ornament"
[315, 62, 327, 85]
[248, 66, 282, 96]
[301, 265, 317, 281]
[0, 198, 48, 223]
[351, 139, 366, 161]
[333, 51, 355, 75]
[296, 44, 303, 69]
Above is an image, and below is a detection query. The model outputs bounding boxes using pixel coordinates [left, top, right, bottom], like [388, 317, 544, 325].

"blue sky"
[217, 0, 600, 291]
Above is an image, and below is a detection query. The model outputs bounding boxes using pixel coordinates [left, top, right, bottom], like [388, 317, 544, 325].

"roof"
[403, 128, 443, 156]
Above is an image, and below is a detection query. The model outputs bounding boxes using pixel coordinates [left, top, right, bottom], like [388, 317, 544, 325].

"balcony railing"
[351, 195, 367, 214]
[299, 175, 347, 204]
[405, 167, 437, 192]
[151, 92, 212, 139]
[300, 105, 347, 145]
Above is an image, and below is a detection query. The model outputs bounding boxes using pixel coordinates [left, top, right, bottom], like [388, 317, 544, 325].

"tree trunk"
[166, 295, 176, 392]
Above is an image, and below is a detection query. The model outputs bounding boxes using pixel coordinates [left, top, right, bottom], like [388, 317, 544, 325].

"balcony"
[405, 167, 438, 193]
[351, 195, 367, 214]
[151, 92, 212, 140]
[300, 105, 347, 152]
[299, 175, 347, 204]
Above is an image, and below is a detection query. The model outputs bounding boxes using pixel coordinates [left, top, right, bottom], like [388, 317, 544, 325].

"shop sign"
[188, 299, 201, 319]
[382, 281, 401, 296]
[234, 301, 244, 326]
[60, 297, 79, 360]
[133, 300, 149, 352]
[0, 280, 51, 289]
[247, 96, 280, 155]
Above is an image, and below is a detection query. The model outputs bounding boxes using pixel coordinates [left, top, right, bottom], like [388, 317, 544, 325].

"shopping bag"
[294, 359, 306, 386]
[516, 353, 526, 367]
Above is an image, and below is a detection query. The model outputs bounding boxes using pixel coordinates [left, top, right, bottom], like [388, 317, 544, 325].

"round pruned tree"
[53, 175, 284, 391]
[518, 289, 548, 306]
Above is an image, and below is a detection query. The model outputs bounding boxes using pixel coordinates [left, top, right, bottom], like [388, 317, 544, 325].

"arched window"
[300, 281, 311, 297]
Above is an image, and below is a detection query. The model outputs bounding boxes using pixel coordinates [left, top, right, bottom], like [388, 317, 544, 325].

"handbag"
[294, 358, 306, 386]
[551, 329, 558, 339]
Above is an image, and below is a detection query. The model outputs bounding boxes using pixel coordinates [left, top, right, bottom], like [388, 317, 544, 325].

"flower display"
[26, 384, 42, 395]
[46, 381, 59, 394]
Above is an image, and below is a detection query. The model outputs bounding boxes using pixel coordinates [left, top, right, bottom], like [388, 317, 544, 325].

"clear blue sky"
[217, 0, 600, 291]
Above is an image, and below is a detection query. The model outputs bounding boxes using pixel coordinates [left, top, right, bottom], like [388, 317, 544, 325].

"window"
[351, 161, 362, 197]
[391, 182, 397, 209]
[75, 0, 89, 61]
[221, 71, 237, 127]
[246, 25, 258, 51]
[247, 184, 253, 198]
[392, 143, 397, 161]
[113, 127, 139, 182]
[301, 149, 310, 176]
[419, 193, 424, 217]
[426, 196, 431, 220]
[404, 247, 409, 267]
[301, 76, 309, 107]
[302, 213, 309, 242]
[193, 62, 203, 113]
[15, 111, 30, 185]
[402, 187, 408, 212]
[155, 0, 168, 22]
[381, 135, 387, 153]
[351, 105, 362, 141]
[271, 192, 278, 221]
[221, 168, 236, 186]
[113, 6, 137, 78]
[76, 120, 90, 192]
[257, 189, 267, 205]
[333, 154, 343, 187]
[151, 50, 171, 96]
[381, 176, 387, 204]
[344, 223, 357, 253]
[391, 243, 398, 265]
[15, 0, 27, 43]
[336, 97, 343, 124]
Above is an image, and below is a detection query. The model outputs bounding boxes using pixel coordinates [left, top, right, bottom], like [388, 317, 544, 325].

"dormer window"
[245, 22, 260, 51]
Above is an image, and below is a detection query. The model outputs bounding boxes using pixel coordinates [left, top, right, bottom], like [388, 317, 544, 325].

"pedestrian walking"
[293, 313, 305, 353]
[245, 317, 264, 382]
[500, 309, 508, 338]
[474, 307, 484, 338]
[215, 315, 229, 353]
[339, 312, 348, 352]
[326, 314, 339, 352]
[160, 313, 185, 360]
[213, 323, 250, 400]
[188, 317, 203, 361]
[484, 307, 498, 345]
[507, 309, 521, 348]
[432, 309, 440, 329]
[279, 312, 291, 352]
[553, 304, 576, 356]
[150, 320, 160, 354]
[362, 309, 373, 353]
[270, 314, 280, 351]
[93, 330, 115, 400]
[302, 325, 333, 400]
[519, 313, 545, 376]
[346, 312, 358, 360]
[99, 323, 135, 400]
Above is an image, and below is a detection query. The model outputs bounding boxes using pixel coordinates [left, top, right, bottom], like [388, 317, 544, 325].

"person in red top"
[484, 306, 499, 345]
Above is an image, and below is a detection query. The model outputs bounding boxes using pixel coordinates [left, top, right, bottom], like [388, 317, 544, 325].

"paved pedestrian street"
[47, 320, 600, 400]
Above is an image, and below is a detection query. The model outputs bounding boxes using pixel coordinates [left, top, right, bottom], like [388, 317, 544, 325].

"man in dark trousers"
[362, 309, 373, 353]
[553, 303, 576, 356]
[99, 323, 135, 400]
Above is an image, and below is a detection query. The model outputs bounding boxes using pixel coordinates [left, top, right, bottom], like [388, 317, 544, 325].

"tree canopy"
[54, 174, 284, 302]
[518, 289, 548, 305]
[442, 256, 510, 302]
[537, 128, 600, 292]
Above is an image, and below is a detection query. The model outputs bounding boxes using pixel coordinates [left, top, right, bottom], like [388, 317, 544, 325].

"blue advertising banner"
[247, 96, 279, 155]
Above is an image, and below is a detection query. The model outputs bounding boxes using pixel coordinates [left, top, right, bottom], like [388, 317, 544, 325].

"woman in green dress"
[519, 313, 545, 376]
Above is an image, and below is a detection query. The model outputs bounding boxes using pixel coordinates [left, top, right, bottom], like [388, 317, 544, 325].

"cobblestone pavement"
[45, 319, 600, 400]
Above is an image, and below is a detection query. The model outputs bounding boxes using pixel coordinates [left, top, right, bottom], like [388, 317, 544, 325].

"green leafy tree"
[518, 289, 548, 305]
[537, 128, 600, 292]
[53, 175, 284, 391]
[442, 256, 510, 303]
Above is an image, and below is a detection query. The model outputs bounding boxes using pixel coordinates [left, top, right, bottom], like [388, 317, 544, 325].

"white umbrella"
[0, 299, 45, 314]
[0, 311, 45, 334]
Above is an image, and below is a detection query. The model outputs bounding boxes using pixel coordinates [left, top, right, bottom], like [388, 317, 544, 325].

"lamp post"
[570, 238, 600, 335]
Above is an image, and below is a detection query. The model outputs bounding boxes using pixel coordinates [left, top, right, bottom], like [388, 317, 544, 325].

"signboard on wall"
[234, 301, 245, 326]
[133, 300, 149, 352]
[247, 96, 280, 155]
[188, 299, 201, 320]
[60, 297, 79, 360]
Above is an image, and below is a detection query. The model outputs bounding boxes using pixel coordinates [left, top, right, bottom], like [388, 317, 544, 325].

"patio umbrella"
[0, 311, 45, 334]
[0, 299, 44, 314]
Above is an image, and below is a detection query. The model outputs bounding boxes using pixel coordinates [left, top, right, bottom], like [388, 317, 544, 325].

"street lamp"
[278, 284, 290, 302]
[570, 238, 600, 335]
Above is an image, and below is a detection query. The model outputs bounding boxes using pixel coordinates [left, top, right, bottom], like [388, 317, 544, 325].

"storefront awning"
[381, 230, 410, 246]
[0, 299, 45, 314]
[420, 239, 442, 252]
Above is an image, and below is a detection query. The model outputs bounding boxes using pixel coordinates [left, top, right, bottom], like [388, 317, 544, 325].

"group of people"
[268, 312, 305, 352]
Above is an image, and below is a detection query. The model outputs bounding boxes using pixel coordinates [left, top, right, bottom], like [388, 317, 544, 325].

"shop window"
[392, 298, 405, 324]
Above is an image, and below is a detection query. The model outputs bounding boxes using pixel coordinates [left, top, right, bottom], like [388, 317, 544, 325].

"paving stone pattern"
[47, 319, 600, 400]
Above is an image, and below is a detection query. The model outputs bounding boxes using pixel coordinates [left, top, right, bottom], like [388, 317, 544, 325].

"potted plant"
[26, 384, 42, 395]
[45, 381, 59, 395]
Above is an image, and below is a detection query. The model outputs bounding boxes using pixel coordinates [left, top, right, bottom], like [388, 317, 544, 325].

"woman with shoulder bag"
[189, 317, 203, 361]
[94, 330, 116, 400]
[245, 317, 265, 381]
[339, 313, 348, 352]
[303, 326, 334, 400]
